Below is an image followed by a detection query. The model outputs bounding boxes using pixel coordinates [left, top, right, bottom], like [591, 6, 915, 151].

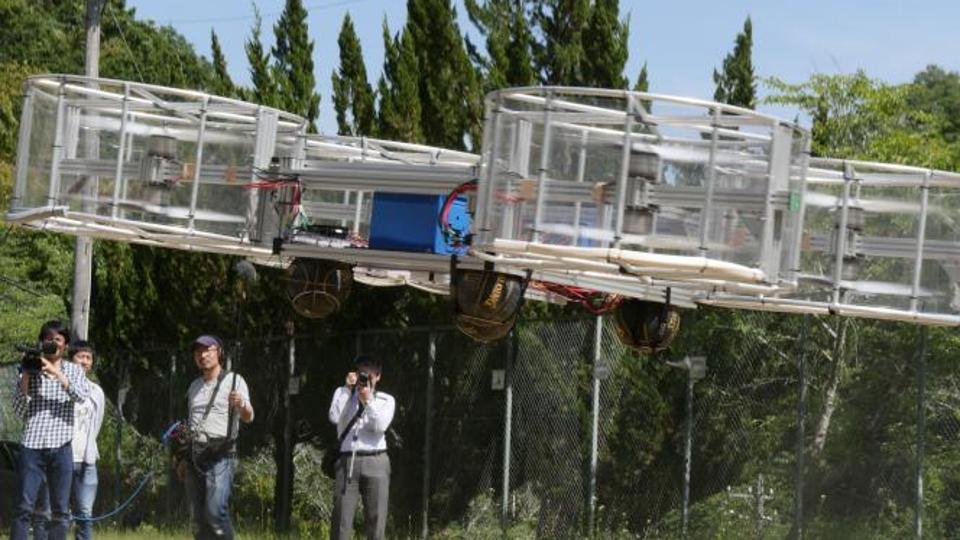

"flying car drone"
[9, 75, 960, 352]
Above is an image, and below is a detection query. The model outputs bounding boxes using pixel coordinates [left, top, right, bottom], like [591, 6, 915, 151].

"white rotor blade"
[117, 200, 244, 223]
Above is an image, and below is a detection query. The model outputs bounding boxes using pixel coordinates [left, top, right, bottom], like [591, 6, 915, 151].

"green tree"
[331, 13, 375, 136]
[766, 72, 955, 166]
[210, 29, 234, 98]
[406, 0, 483, 150]
[713, 16, 756, 108]
[634, 61, 649, 92]
[272, 0, 320, 131]
[581, 0, 629, 88]
[244, 5, 278, 106]
[531, 0, 590, 85]
[377, 22, 423, 143]
[465, 0, 536, 91]
[908, 64, 960, 142]
[634, 61, 650, 111]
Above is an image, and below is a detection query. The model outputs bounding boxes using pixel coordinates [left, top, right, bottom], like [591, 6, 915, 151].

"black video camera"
[16, 341, 57, 373]
[357, 371, 371, 388]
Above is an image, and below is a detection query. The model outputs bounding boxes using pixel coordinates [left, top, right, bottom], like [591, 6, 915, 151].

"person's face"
[43, 333, 67, 360]
[73, 351, 93, 373]
[193, 345, 220, 371]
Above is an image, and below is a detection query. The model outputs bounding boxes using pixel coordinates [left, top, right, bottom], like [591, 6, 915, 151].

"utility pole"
[73, 0, 102, 339]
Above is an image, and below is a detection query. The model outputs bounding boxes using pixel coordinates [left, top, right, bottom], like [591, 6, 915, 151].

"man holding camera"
[328, 355, 395, 540]
[182, 334, 253, 540]
[11, 321, 90, 540]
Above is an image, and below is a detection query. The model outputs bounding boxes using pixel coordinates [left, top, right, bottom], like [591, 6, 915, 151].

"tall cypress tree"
[581, 0, 629, 88]
[634, 61, 651, 112]
[332, 14, 375, 136]
[273, 0, 321, 131]
[244, 6, 277, 107]
[405, 0, 483, 150]
[713, 16, 756, 109]
[210, 29, 234, 97]
[633, 61, 649, 93]
[377, 22, 423, 143]
[531, 0, 590, 85]
[466, 0, 536, 91]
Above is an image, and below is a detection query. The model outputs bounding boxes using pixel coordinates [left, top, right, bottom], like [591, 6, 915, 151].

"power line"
[109, 2, 146, 83]
[160, 0, 370, 26]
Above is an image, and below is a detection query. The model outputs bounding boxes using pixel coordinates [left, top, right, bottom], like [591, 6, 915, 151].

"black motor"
[452, 268, 526, 343]
[612, 299, 681, 354]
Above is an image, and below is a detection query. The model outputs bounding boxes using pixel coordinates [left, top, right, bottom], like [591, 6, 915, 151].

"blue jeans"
[12, 443, 73, 540]
[71, 463, 98, 540]
[184, 456, 236, 540]
[32, 478, 49, 540]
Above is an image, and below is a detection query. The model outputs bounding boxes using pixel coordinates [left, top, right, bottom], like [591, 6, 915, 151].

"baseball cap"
[192, 334, 222, 350]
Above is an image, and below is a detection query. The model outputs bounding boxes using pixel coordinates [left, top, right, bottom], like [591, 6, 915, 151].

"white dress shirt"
[328, 385, 395, 453]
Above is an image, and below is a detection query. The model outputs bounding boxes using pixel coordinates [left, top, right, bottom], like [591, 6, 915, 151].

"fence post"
[421, 331, 436, 539]
[587, 315, 603, 536]
[166, 352, 177, 520]
[793, 316, 809, 540]
[501, 328, 516, 531]
[915, 325, 928, 539]
[274, 321, 296, 532]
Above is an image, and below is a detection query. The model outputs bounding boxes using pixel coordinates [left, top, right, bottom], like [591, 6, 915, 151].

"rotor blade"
[116, 200, 245, 223]
[804, 191, 925, 214]
[798, 274, 938, 297]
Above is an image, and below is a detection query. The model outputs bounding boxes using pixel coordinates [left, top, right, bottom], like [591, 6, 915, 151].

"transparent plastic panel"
[23, 89, 59, 209]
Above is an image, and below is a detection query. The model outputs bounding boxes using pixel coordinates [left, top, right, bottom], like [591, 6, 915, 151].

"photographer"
[11, 321, 90, 540]
[181, 335, 253, 540]
[328, 355, 395, 540]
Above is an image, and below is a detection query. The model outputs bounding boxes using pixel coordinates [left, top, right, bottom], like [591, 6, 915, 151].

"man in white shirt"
[328, 355, 395, 540]
[68, 341, 105, 540]
[183, 335, 253, 540]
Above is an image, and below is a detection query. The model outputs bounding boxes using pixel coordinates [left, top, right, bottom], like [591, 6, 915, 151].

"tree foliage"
[331, 14, 375, 137]
[465, 0, 537, 91]
[272, 0, 320, 131]
[713, 16, 756, 109]
[405, 0, 482, 150]
[243, 6, 278, 107]
[376, 22, 423, 143]
[581, 0, 629, 88]
[531, 0, 590, 85]
[210, 29, 235, 98]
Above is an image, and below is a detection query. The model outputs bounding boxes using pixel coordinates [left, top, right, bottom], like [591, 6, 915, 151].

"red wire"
[533, 281, 623, 315]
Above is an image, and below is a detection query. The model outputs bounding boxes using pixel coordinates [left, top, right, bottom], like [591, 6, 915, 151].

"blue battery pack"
[368, 193, 471, 254]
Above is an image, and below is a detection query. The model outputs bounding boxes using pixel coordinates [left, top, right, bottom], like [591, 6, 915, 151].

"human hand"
[228, 390, 244, 411]
[358, 384, 373, 405]
[345, 371, 357, 388]
[41, 358, 67, 387]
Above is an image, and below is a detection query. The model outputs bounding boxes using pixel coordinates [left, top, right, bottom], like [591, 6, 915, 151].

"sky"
[125, 0, 960, 135]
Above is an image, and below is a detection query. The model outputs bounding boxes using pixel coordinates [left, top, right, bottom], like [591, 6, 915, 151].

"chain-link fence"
[0, 310, 956, 538]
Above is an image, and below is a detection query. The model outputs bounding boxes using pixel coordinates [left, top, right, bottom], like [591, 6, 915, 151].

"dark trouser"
[12, 443, 73, 540]
[32, 477, 49, 540]
[184, 455, 236, 540]
[331, 452, 390, 540]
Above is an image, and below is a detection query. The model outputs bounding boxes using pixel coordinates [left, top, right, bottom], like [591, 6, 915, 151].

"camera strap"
[195, 370, 227, 436]
[336, 402, 365, 451]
